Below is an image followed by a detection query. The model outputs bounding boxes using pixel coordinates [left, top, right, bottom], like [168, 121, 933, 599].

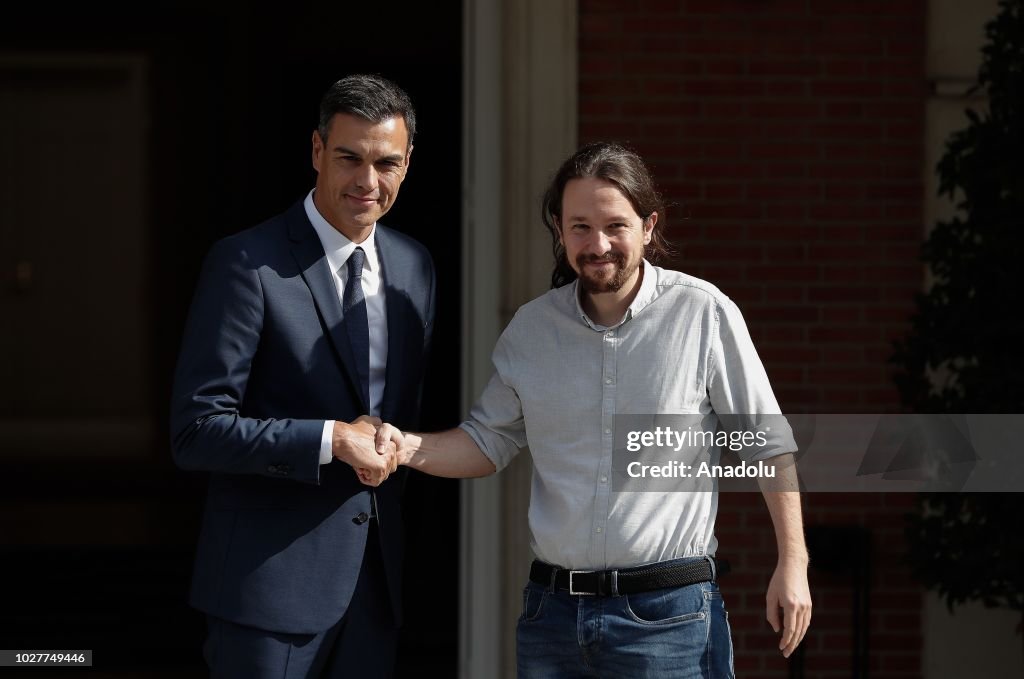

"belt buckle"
[568, 570, 595, 596]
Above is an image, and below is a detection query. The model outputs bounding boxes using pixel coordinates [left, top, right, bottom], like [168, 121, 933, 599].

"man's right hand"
[373, 421, 409, 465]
[332, 419, 397, 486]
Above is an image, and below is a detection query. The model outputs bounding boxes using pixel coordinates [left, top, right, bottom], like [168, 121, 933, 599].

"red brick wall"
[579, 0, 927, 676]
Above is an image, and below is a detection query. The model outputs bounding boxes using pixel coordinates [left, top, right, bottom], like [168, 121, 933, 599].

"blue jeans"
[516, 560, 735, 678]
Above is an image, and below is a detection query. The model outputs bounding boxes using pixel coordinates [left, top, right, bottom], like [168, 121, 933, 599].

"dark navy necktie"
[343, 247, 370, 408]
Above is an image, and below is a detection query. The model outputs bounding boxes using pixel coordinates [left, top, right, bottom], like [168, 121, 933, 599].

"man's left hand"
[766, 557, 812, 658]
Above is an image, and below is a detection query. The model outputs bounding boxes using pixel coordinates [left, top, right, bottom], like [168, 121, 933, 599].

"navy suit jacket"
[170, 199, 435, 634]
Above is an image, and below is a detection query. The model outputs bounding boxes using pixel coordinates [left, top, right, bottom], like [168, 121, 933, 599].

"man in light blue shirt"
[377, 142, 811, 678]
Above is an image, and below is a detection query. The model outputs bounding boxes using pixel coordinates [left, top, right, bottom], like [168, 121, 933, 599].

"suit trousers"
[204, 521, 397, 679]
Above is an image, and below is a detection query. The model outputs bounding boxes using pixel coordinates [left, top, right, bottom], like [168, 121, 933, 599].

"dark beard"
[575, 251, 638, 293]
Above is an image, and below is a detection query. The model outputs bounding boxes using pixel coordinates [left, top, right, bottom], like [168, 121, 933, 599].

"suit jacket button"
[353, 512, 369, 525]
[267, 464, 279, 474]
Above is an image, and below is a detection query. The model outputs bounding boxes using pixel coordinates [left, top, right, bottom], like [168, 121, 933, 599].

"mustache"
[576, 251, 625, 267]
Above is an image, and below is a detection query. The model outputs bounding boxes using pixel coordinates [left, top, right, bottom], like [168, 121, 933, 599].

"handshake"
[332, 416, 408, 486]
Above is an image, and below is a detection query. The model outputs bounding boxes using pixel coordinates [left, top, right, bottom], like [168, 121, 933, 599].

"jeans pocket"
[520, 585, 547, 622]
[624, 584, 708, 625]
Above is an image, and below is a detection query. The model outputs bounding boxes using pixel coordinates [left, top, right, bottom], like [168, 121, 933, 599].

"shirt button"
[604, 428, 611, 435]
[605, 378, 613, 384]
[600, 476, 608, 483]
[596, 527, 603, 533]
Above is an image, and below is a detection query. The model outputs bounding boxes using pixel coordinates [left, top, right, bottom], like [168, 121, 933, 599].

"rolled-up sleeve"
[708, 298, 797, 461]
[459, 332, 528, 472]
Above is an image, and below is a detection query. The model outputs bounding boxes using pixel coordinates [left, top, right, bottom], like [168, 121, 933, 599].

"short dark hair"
[318, 74, 416, 150]
[541, 142, 673, 288]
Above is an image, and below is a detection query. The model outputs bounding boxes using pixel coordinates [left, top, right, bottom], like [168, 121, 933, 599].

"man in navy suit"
[170, 74, 435, 677]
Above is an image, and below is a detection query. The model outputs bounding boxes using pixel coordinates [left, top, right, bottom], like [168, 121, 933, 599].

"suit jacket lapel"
[376, 226, 414, 423]
[287, 202, 369, 412]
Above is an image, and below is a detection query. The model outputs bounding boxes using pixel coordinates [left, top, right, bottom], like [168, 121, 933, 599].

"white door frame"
[460, 1, 577, 676]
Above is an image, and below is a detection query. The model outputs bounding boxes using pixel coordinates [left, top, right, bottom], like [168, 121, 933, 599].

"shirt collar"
[573, 259, 659, 331]
[304, 189, 380, 276]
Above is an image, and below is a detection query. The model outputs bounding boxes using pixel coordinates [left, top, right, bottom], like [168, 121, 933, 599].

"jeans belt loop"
[705, 554, 717, 582]
[610, 569, 620, 597]
[548, 567, 558, 593]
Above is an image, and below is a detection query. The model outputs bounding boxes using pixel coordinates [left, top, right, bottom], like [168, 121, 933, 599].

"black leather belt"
[529, 557, 727, 597]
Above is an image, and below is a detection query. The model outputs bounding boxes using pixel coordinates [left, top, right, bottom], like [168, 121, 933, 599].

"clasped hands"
[331, 416, 406, 486]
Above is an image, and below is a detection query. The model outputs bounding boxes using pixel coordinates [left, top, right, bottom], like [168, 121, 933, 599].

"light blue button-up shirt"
[460, 262, 797, 570]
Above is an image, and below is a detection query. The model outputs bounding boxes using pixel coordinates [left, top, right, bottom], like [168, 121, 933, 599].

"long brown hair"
[541, 142, 673, 288]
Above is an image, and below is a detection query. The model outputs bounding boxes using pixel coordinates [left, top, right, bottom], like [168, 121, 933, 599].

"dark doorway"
[0, 3, 462, 676]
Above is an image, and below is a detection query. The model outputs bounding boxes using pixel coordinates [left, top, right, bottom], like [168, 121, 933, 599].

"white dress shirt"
[303, 190, 389, 464]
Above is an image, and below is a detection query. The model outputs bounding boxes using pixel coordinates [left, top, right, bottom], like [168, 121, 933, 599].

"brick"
[639, 0, 683, 12]
[808, 325, 882, 342]
[809, 286, 882, 303]
[807, 122, 885, 139]
[684, 79, 767, 97]
[757, 326, 806, 342]
[759, 345, 822, 363]
[622, 16, 703, 34]
[691, 202, 762, 219]
[682, 121, 762, 138]
[824, 59, 868, 77]
[683, 36, 762, 55]
[638, 78, 684, 96]
[580, 77, 640, 96]
[809, 204, 883, 220]
[810, 162, 880, 179]
[808, 36, 885, 56]
[580, 121, 642, 139]
[749, 142, 820, 160]
[822, 307, 864, 323]
[746, 306, 821, 323]
[749, 59, 821, 77]
[698, 184, 740, 201]
[887, 37, 926, 57]
[866, 57, 923, 78]
[621, 99, 702, 118]
[581, 14, 618, 34]
[581, 0, 637, 12]
[811, 80, 885, 98]
[748, 100, 820, 119]
[764, 80, 808, 97]
[684, 242, 760, 260]
[748, 264, 820, 281]
[824, 184, 865, 201]
[821, 346, 863, 362]
[748, 183, 823, 201]
[622, 56, 703, 74]
[684, 162, 760, 180]
[582, 100, 619, 116]
[886, 122, 921, 142]
[826, 101, 864, 118]
[705, 58, 747, 76]
[749, 17, 824, 36]
[762, 243, 807, 261]
[882, 204, 923, 222]
[703, 100, 746, 118]
[885, 79, 928, 97]
[762, 202, 807, 219]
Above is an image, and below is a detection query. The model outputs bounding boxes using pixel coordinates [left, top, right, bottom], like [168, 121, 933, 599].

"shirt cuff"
[320, 420, 335, 465]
